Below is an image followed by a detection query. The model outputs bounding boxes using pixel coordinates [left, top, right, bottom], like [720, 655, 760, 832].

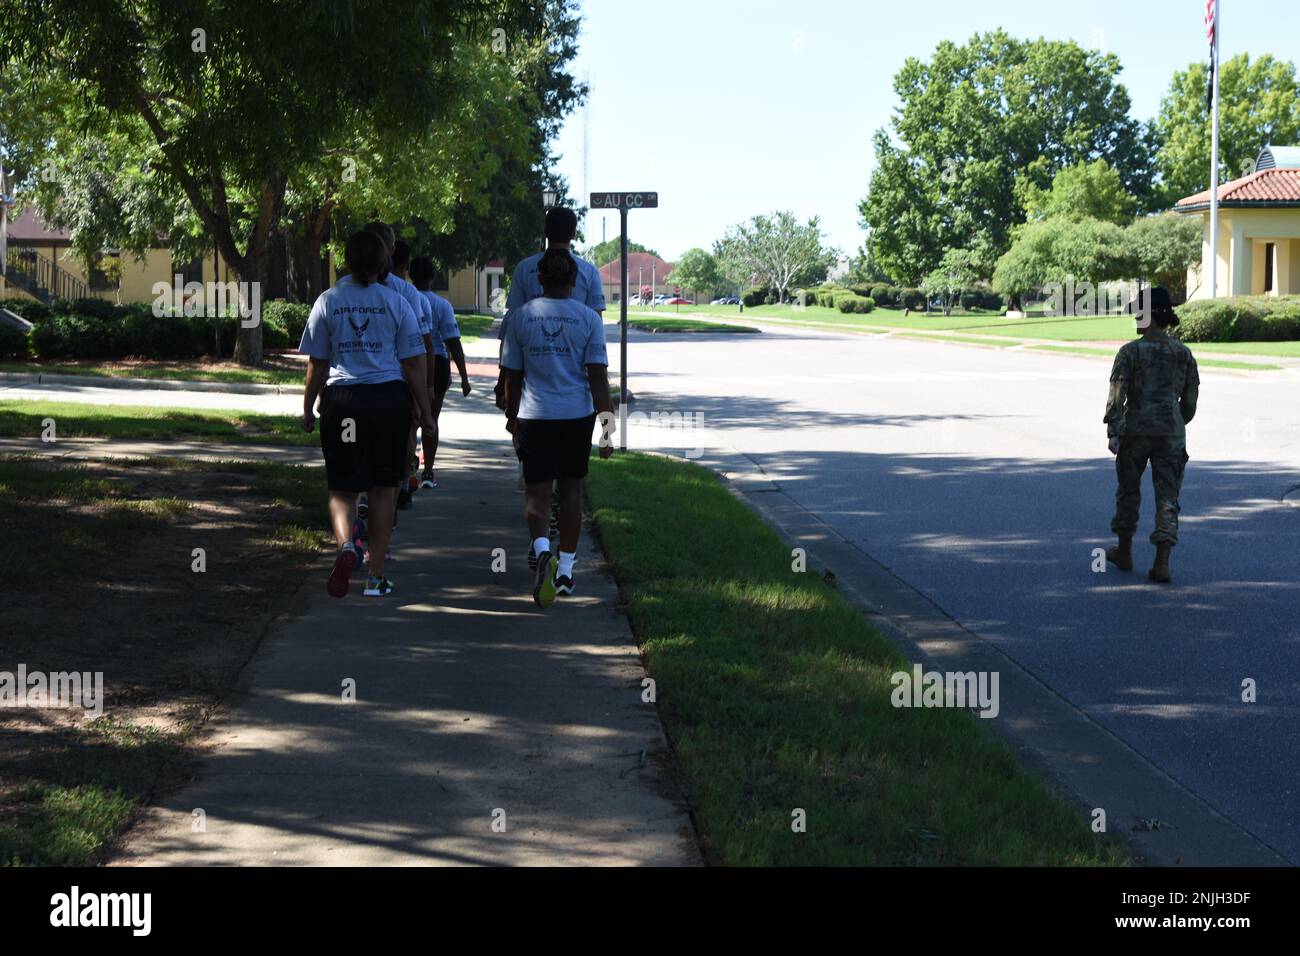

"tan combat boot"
[1106, 535, 1133, 571]
[1148, 542, 1173, 584]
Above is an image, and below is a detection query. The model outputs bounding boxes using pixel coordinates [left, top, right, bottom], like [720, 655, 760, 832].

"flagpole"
[1209, 0, 1221, 298]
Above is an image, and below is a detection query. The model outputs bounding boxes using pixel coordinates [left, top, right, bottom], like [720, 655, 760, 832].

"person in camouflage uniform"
[1104, 286, 1199, 583]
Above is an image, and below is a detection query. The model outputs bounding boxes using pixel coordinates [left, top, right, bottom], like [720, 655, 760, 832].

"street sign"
[589, 192, 658, 210]
[591, 191, 658, 451]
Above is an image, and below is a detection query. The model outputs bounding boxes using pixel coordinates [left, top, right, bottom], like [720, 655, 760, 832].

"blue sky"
[555, 0, 1300, 262]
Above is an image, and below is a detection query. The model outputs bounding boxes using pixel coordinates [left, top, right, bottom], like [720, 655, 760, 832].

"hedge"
[899, 287, 926, 310]
[4, 298, 301, 360]
[837, 294, 875, 314]
[1175, 295, 1300, 343]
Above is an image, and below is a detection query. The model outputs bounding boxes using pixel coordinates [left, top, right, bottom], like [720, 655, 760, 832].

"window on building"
[1264, 243, 1275, 293]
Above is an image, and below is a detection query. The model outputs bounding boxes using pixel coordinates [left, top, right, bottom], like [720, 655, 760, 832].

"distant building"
[594, 251, 677, 303]
[0, 205, 498, 311]
[1176, 145, 1300, 299]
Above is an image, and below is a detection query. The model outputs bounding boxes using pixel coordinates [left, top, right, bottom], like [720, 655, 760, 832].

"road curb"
[0, 370, 304, 395]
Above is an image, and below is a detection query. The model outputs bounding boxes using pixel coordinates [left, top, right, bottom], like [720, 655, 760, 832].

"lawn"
[0, 356, 304, 386]
[1027, 344, 1282, 370]
[0, 455, 327, 865]
[627, 316, 758, 334]
[0, 400, 315, 446]
[585, 452, 1123, 866]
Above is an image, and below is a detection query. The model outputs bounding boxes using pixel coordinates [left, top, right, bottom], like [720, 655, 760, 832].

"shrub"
[837, 294, 875, 314]
[0, 323, 29, 359]
[899, 287, 926, 310]
[741, 287, 769, 308]
[869, 283, 896, 306]
[30, 314, 120, 359]
[5, 300, 52, 325]
[1174, 296, 1300, 342]
[65, 297, 120, 321]
[262, 300, 310, 347]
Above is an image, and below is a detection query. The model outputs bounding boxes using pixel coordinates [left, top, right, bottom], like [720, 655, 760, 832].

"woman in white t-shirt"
[299, 230, 438, 598]
[500, 248, 616, 608]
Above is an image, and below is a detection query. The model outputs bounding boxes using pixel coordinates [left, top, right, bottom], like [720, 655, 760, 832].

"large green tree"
[666, 248, 721, 300]
[0, 0, 538, 364]
[1153, 53, 1300, 205]
[1019, 159, 1135, 225]
[860, 30, 1153, 285]
[716, 210, 836, 304]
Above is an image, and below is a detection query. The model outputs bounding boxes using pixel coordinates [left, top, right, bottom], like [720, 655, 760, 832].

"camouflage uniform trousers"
[1110, 436, 1190, 545]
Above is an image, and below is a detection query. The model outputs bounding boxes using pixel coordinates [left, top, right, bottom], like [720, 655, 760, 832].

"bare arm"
[446, 337, 471, 395]
[401, 354, 435, 432]
[503, 368, 524, 430]
[301, 357, 329, 431]
[588, 364, 614, 458]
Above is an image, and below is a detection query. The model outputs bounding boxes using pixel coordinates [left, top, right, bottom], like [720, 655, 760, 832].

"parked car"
[666, 297, 690, 305]
[712, 295, 740, 305]
[628, 294, 642, 306]
[653, 294, 670, 305]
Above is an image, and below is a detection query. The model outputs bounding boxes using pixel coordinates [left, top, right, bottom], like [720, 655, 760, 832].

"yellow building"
[0, 205, 497, 312]
[1176, 145, 1300, 300]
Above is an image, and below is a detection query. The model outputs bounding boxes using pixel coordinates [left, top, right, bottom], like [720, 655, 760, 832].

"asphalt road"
[619, 322, 1300, 863]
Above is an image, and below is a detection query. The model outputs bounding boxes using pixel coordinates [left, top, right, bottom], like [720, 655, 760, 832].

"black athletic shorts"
[433, 354, 451, 397]
[319, 380, 412, 492]
[515, 414, 597, 484]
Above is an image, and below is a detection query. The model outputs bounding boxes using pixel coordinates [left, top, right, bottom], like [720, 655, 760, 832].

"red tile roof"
[596, 251, 676, 283]
[1176, 168, 1300, 207]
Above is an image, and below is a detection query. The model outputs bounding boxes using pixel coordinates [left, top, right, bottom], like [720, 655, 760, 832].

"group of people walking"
[297, 209, 612, 606]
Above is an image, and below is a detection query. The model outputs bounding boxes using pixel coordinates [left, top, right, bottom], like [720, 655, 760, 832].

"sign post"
[589, 191, 657, 451]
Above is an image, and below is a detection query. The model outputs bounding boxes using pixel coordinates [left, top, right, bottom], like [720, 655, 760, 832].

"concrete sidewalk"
[114, 437, 699, 866]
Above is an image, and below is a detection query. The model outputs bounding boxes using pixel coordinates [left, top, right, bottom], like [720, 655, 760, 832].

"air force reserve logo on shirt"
[334, 304, 390, 353]
[528, 315, 575, 356]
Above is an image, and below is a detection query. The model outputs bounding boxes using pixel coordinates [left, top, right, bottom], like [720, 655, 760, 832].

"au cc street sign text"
[589, 192, 658, 210]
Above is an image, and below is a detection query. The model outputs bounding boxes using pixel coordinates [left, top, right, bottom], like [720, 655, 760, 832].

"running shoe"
[363, 575, 394, 597]
[397, 487, 413, 510]
[532, 550, 557, 608]
[420, 470, 437, 489]
[554, 574, 575, 597]
[356, 493, 369, 520]
[528, 542, 538, 571]
[328, 544, 358, 598]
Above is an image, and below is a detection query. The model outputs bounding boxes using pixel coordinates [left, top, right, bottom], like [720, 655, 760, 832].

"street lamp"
[542, 188, 558, 208]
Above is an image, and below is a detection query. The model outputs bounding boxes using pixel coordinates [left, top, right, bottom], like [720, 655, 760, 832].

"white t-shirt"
[420, 290, 461, 359]
[506, 251, 606, 313]
[386, 273, 434, 337]
[500, 296, 608, 420]
[299, 276, 425, 386]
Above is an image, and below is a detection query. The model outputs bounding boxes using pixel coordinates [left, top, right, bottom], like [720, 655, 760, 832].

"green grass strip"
[0, 400, 316, 446]
[585, 453, 1122, 866]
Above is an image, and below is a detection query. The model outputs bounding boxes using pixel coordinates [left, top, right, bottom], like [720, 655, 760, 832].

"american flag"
[1205, 0, 1217, 113]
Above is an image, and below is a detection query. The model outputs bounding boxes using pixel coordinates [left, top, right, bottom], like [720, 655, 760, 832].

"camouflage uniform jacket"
[1104, 333, 1200, 439]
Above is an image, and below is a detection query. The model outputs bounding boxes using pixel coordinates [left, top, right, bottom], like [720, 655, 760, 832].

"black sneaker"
[528, 543, 538, 571]
[532, 551, 557, 608]
[397, 488, 413, 510]
[554, 574, 574, 596]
